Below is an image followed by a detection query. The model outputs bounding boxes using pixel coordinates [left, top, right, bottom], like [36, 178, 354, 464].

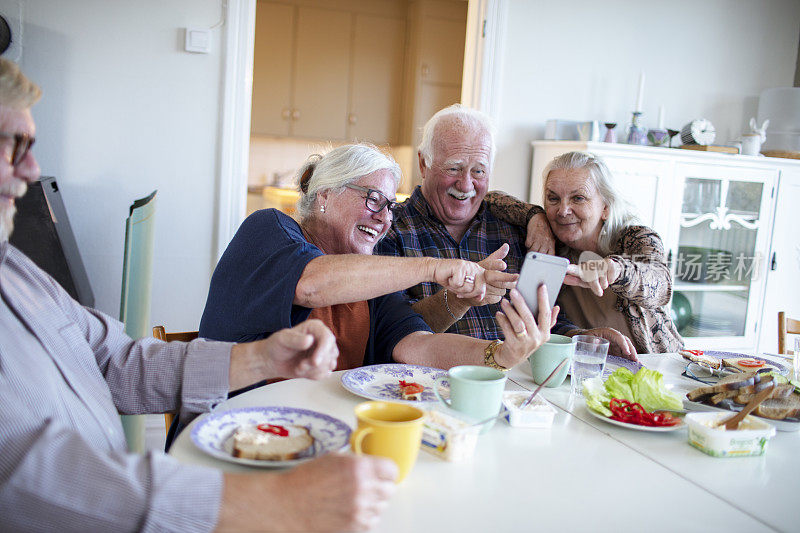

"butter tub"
[685, 412, 776, 458]
[502, 391, 556, 428]
[420, 407, 480, 461]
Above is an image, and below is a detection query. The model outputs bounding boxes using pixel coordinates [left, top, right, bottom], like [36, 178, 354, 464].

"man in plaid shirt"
[376, 105, 634, 355]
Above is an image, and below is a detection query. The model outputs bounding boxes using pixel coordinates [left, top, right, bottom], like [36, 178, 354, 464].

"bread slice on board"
[686, 372, 773, 402]
[721, 357, 781, 373]
[755, 395, 800, 420]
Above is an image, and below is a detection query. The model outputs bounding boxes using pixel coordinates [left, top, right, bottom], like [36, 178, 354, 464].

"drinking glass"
[570, 335, 610, 396]
[793, 337, 800, 382]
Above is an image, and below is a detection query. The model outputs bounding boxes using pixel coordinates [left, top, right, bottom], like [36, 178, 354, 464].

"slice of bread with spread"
[232, 424, 314, 461]
[720, 356, 781, 373]
[680, 349, 722, 369]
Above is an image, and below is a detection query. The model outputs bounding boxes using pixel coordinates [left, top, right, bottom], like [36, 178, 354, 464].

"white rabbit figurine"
[749, 118, 769, 143]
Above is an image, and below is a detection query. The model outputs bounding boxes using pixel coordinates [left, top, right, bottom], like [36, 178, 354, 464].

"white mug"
[741, 134, 762, 156]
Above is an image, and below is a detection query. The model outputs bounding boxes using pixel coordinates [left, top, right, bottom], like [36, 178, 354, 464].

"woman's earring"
[320, 205, 326, 213]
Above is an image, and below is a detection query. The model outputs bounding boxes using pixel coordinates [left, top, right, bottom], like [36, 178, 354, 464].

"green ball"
[671, 291, 692, 331]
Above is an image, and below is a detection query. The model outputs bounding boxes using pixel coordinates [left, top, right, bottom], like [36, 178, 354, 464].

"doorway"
[214, 0, 505, 259]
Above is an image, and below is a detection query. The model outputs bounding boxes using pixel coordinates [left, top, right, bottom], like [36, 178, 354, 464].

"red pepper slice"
[256, 423, 289, 437]
[607, 398, 680, 427]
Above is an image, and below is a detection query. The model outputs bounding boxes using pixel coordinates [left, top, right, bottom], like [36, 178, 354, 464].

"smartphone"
[516, 252, 569, 318]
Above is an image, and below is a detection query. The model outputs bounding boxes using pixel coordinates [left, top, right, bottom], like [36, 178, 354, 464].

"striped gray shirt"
[0, 242, 231, 532]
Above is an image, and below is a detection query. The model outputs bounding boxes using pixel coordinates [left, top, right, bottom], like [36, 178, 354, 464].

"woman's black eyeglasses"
[345, 184, 397, 214]
[0, 132, 35, 166]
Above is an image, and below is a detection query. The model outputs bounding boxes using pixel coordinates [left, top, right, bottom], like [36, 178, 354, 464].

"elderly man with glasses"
[0, 59, 401, 532]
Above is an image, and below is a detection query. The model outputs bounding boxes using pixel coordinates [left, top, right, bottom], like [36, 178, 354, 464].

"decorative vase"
[626, 112, 647, 145]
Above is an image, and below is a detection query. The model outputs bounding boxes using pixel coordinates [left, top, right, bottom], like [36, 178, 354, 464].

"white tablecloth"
[170, 353, 799, 532]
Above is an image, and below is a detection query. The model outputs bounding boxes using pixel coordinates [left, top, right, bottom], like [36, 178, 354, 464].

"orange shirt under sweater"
[308, 301, 370, 370]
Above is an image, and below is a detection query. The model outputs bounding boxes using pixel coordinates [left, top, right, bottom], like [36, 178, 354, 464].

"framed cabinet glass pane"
[672, 177, 764, 339]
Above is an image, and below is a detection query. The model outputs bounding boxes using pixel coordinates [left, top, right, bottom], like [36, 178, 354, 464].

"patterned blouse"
[560, 225, 684, 354]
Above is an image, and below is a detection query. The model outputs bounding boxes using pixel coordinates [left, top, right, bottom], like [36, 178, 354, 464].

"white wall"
[15, 0, 225, 330]
[491, 0, 800, 200]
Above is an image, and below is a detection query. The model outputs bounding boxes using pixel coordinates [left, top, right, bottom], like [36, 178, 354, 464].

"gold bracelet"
[443, 289, 458, 321]
[484, 340, 508, 371]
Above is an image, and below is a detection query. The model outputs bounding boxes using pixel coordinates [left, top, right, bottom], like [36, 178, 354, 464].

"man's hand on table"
[228, 319, 339, 390]
[217, 453, 398, 532]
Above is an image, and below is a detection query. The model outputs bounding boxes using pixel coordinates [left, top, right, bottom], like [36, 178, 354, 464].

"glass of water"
[793, 337, 800, 382]
[570, 335, 610, 396]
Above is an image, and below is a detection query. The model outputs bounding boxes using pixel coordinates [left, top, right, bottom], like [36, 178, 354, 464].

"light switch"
[184, 27, 211, 54]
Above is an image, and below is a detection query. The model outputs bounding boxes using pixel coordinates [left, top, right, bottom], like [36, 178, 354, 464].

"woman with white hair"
[200, 143, 556, 371]
[542, 151, 683, 354]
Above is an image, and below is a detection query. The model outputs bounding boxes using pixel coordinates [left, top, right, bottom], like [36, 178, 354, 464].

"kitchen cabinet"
[402, 0, 467, 157]
[531, 141, 798, 352]
[250, 0, 406, 144]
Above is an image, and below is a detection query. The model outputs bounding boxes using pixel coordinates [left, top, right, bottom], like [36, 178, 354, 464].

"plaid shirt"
[375, 187, 575, 340]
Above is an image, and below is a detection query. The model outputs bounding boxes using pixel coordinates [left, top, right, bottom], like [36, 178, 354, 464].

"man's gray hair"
[418, 104, 496, 168]
[0, 58, 41, 110]
[542, 151, 639, 256]
[296, 143, 401, 220]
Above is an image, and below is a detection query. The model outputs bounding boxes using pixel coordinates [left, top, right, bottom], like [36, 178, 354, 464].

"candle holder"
[666, 129, 680, 148]
[647, 128, 669, 147]
[603, 123, 617, 143]
[626, 112, 647, 145]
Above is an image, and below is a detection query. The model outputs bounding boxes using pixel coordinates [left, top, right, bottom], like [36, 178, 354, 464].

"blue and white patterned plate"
[682, 350, 790, 375]
[602, 354, 644, 378]
[191, 406, 351, 468]
[341, 364, 448, 404]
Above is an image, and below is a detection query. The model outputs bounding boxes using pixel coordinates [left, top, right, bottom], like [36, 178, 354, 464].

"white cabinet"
[758, 166, 800, 353]
[531, 141, 797, 352]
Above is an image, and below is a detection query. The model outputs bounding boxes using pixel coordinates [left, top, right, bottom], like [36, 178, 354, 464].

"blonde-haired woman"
[541, 151, 683, 354]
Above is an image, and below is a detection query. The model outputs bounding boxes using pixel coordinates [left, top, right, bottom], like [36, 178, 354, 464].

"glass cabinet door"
[670, 164, 777, 349]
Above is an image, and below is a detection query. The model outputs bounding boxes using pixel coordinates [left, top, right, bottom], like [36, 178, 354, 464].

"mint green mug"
[529, 334, 574, 387]
[433, 365, 507, 433]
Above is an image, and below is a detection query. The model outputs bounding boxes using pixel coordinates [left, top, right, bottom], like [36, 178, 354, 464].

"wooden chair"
[777, 311, 800, 355]
[152, 326, 199, 432]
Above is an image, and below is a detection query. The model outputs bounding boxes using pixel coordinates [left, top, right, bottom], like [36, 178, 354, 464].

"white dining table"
[170, 353, 799, 532]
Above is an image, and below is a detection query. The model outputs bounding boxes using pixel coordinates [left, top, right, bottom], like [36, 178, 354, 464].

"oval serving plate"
[601, 354, 644, 379]
[191, 406, 351, 467]
[341, 363, 448, 404]
[696, 351, 790, 375]
[586, 405, 686, 432]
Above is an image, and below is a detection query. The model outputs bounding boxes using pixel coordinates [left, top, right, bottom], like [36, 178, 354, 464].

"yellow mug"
[351, 401, 425, 483]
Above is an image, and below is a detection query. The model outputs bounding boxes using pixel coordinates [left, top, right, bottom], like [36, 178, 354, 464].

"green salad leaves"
[583, 367, 683, 417]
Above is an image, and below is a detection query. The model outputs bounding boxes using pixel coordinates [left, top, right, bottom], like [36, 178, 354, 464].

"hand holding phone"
[515, 252, 569, 317]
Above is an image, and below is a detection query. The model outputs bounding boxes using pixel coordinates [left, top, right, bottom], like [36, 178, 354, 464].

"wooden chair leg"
[164, 413, 175, 433]
[778, 311, 787, 355]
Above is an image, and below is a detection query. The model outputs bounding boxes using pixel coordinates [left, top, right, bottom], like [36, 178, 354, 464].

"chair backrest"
[120, 190, 157, 339]
[778, 311, 800, 354]
[118, 191, 157, 453]
[152, 325, 199, 343]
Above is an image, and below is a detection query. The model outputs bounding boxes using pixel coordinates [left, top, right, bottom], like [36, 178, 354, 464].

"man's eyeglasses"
[345, 184, 397, 214]
[0, 132, 35, 166]
[683, 362, 741, 385]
